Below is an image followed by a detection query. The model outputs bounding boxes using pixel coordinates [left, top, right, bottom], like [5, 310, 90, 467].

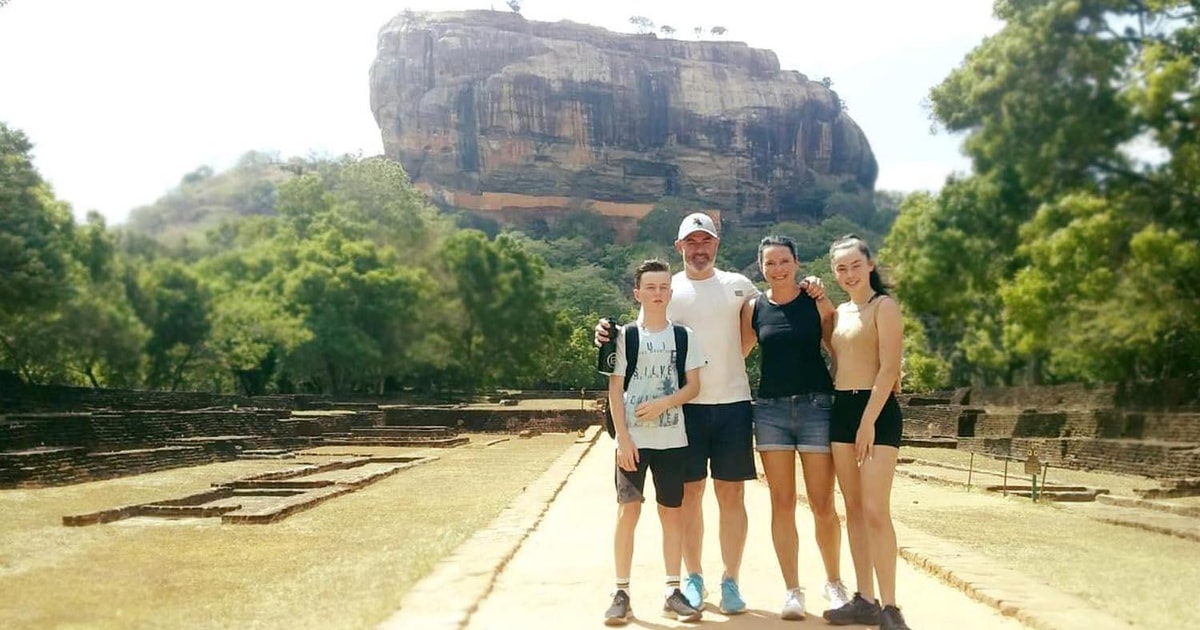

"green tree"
[135, 260, 212, 390]
[0, 123, 72, 321]
[444, 231, 556, 389]
[907, 0, 1200, 383]
[56, 213, 149, 387]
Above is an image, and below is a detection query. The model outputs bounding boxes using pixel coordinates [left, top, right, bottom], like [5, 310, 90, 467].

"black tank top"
[751, 293, 834, 398]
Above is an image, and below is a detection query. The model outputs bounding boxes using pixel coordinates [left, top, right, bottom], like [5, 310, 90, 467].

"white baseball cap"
[677, 212, 719, 240]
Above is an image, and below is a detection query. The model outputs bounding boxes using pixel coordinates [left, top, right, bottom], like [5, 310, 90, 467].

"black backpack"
[603, 324, 689, 438]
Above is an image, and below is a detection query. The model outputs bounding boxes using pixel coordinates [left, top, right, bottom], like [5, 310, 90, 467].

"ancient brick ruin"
[62, 454, 438, 525]
[0, 385, 486, 489]
[901, 379, 1200, 484]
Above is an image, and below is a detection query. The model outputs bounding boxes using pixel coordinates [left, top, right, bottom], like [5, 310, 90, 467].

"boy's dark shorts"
[682, 401, 757, 482]
[615, 446, 688, 508]
[830, 390, 903, 448]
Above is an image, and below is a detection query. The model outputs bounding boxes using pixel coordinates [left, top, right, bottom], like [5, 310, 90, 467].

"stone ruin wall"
[900, 378, 1200, 479]
[0, 384, 601, 488]
[3, 379, 1196, 485]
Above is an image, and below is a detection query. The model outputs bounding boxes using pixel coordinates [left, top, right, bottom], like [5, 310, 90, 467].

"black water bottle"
[597, 316, 620, 374]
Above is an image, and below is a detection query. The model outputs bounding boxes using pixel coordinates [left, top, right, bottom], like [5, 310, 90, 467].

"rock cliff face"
[370, 10, 877, 233]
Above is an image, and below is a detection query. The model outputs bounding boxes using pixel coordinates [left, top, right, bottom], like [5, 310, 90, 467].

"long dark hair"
[829, 234, 889, 296]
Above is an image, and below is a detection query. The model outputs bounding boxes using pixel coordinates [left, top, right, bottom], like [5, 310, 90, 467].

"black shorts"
[830, 390, 903, 448]
[615, 447, 688, 508]
[682, 401, 757, 482]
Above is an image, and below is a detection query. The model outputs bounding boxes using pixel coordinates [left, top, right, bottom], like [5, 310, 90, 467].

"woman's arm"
[823, 306, 838, 375]
[739, 297, 758, 358]
[858, 297, 903, 431]
[819, 299, 835, 355]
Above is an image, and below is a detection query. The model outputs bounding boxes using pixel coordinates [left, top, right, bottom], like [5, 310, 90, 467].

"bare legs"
[660, 503, 684, 578]
[714, 479, 746, 580]
[615, 500, 686, 586]
[682, 480, 705, 576]
[761, 450, 841, 589]
[800, 451, 842, 583]
[831, 443, 900, 605]
[614, 501, 640, 581]
[761, 451, 800, 588]
[681, 478, 747, 581]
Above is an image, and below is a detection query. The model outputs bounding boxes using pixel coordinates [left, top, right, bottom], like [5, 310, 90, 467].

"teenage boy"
[603, 258, 708, 626]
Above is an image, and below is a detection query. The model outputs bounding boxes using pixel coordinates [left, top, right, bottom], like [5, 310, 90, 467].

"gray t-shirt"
[611, 322, 707, 450]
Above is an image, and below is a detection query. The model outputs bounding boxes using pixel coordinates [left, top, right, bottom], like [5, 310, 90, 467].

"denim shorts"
[753, 393, 834, 453]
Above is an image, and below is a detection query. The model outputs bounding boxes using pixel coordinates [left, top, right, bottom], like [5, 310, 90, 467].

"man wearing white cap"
[598, 211, 761, 614]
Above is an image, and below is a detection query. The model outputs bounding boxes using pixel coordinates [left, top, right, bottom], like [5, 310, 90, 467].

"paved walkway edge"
[895, 524, 1134, 630]
[377, 427, 602, 630]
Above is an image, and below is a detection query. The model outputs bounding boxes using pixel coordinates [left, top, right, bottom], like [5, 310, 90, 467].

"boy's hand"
[616, 435, 639, 471]
[593, 318, 613, 347]
[634, 398, 670, 423]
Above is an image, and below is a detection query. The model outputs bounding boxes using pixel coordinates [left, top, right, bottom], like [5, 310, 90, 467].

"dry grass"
[0, 433, 576, 630]
[788, 450, 1199, 628]
[887, 473, 1199, 629]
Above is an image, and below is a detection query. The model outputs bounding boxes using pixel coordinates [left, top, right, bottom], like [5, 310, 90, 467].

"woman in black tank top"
[738, 236, 851, 619]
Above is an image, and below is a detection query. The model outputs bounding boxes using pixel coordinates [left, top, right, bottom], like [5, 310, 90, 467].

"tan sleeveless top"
[831, 296, 898, 392]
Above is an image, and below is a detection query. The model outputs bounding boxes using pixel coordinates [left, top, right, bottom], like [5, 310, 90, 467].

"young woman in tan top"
[821, 235, 912, 630]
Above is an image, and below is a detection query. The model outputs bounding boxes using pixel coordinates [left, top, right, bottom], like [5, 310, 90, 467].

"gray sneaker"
[881, 604, 913, 630]
[823, 592, 881, 626]
[662, 588, 703, 622]
[605, 590, 632, 626]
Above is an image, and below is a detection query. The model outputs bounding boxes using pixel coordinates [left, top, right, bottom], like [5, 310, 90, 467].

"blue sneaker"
[719, 576, 746, 615]
[683, 573, 706, 609]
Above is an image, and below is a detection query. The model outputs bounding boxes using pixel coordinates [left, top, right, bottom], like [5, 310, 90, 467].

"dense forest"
[2, 0, 1197, 395]
[0, 128, 898, 395]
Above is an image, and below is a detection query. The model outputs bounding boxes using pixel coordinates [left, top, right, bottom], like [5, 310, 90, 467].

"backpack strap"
[673, 325, 688, 388]
[621, 324, 640, 391]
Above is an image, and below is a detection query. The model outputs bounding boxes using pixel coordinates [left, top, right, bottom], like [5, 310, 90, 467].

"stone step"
[238, 449, 296, 460]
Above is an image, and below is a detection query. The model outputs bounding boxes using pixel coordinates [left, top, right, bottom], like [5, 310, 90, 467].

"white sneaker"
[781, 587, 806, 620]
[823, 579, 851, 611]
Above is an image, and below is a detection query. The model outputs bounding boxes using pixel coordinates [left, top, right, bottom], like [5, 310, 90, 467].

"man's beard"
[687, 254, 712, 270]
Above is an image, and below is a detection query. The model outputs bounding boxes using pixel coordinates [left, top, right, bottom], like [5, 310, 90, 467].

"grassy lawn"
[788, 449, 1199, 628]
[0, 433, 577, 629]
[887, 473, 1199, 629]
[892, 448, 1200, 624]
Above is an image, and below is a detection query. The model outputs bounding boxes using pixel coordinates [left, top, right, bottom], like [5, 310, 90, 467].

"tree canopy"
[888, 0, 1200, 384]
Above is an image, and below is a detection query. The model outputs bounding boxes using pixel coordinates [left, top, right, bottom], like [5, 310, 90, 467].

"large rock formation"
[370, 10, 877, 235]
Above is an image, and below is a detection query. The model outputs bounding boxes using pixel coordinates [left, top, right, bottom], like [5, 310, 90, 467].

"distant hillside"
[124, 151, 300, 242]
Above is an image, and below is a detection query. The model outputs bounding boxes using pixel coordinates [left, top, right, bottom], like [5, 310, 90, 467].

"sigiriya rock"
[370, 10, 878, 236]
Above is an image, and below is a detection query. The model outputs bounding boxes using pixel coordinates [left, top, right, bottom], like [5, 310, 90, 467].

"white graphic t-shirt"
[664, 269, 757, 404]
[611, 322, 707, 450]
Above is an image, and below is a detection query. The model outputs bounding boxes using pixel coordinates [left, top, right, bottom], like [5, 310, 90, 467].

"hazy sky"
[0, 0, 1000, 224]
